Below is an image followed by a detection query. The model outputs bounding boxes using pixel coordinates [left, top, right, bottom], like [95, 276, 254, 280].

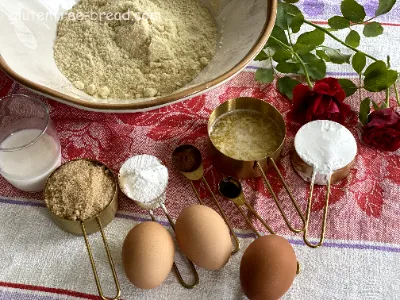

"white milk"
[0, 129, 61, 192]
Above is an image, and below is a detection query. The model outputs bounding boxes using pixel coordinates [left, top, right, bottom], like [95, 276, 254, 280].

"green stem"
[358, 74, 362, 103]
[350, 17, 376, 27]
[303, 20, 379, 62]
[269, 36, 313, 89]
[286, 25, 294, 46]
[267, 48, 276, 75]
[394, 82, 400, 106]
[385, 88, 390, 107]
[293, 53, 313, 89]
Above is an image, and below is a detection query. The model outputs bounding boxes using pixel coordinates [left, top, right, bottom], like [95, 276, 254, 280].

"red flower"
[362, 108, 400, 151]
[289, 77, 352, 125]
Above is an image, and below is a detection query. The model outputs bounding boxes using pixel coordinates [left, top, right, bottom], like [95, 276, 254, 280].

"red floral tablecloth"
[1, 70, 399, 243]
[1, 3, 400, 298]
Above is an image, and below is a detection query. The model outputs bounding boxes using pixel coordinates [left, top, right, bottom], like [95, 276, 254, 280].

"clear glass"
[0, 94, 61, 192]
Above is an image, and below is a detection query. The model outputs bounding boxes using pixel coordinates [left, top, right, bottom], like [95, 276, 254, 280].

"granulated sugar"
[54, 0, 217, 100]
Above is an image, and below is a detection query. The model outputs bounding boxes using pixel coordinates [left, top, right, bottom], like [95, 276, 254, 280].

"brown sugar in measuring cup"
[44, 159, 120, 300]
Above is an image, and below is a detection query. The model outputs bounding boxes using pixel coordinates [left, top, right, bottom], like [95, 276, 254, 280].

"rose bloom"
[289, 77, 352, 125]
[362, 108, 400, 151]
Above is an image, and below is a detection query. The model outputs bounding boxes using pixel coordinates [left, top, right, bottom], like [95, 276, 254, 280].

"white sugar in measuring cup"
[292, 120, 357, 248]
[118, 155, 199, 289]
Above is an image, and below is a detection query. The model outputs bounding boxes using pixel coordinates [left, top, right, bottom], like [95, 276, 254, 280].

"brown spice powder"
[44, 160, 116, 221]
[172, 145, 202, 172]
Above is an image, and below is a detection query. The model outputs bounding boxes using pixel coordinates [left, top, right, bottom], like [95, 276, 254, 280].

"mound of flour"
[54, 0, 217, 100]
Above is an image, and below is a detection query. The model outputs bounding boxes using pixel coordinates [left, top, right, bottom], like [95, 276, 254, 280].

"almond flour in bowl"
[53, 0, 217, 100]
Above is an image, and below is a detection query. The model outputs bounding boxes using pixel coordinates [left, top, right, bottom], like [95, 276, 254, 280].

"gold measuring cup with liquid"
[207, 97, 305, 234]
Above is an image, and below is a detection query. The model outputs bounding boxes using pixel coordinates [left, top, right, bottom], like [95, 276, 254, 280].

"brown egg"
[240, 235, 297, 300]
[122, 221, 175, 290]
[175, 204, 232, 270]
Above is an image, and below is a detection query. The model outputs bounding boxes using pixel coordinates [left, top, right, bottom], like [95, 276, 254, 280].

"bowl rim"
[0, 0, 277, 111]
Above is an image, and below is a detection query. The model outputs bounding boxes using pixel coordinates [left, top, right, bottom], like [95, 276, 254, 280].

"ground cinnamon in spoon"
[172, 145, 202, 172]
[44, 160, 116, 221]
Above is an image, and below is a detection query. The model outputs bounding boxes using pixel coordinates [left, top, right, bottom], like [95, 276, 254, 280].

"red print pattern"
[0, 70, 399, 244]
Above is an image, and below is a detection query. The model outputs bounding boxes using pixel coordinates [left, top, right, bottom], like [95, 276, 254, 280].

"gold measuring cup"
[291, 120, 357, 248]
[172, 144, 241, 254]
[117, 157, 199, 290]
[208, 97, 305, 233]
[44, 159, 120, 300]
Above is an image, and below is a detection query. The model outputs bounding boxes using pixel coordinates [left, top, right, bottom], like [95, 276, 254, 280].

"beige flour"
[44, 160, 116, 221]
[54, 0, 217, 100]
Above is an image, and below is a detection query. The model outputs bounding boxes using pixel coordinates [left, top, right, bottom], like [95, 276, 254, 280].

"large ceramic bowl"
[0, 0, 277, 112]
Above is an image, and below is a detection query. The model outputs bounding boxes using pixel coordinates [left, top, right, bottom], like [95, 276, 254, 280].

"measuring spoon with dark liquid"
[172, 144, 240, 254]
[218, 177, 275, 236]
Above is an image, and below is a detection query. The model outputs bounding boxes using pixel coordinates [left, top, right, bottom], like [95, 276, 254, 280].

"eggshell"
[122, 221, 175, 290]
[240, 235, 297, 300]
[175, 204, 231, 270]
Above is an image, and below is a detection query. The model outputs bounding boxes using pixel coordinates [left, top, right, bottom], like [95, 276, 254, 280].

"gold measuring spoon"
[218, 177, 275, 236]
[219, 176, 301, 275]
[172, 144, 241, 254]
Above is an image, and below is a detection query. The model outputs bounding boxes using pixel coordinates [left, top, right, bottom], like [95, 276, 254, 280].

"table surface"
[0, 1, 400, 299]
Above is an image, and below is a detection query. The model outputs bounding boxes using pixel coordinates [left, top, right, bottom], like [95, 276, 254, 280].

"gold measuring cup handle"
[257, 159, 306, 233]
[302, 179, 331, 248]
[150, 205, 199, 289]
[80, 217, 121, 300]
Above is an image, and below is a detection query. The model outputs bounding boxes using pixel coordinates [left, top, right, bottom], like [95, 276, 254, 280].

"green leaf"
[345, 30, 361, 48]
[275, 4, 289, 29]
[328, 16, 350, 29]
[316, 50, 331, 62]
[267, 26, 289, 50]
[290, 13, 304, 33]
[364, 61, 398, 92]
[375, 0, 396, 16]
[276, 62, 301, 74]
[341, 0, 366, 23]
[276, 3, 303, 30]
[338, 79, 358, 97]
[322, 47, 352, 64]
[359, 97, 371, 125]
[283, 0, 300, 3]
[293, 29, 325, 55]
[372, 101, 381, 111]
[352, 52, 366, 74]
[255, 68, 274, 83]
[387, 55, 391, 68]
[298, 54, 326, 80]
[254, 50, 269, 61]
[363, 22, 384, 37]
[272, 50, 292, 62]
[277, 76, 301, 100]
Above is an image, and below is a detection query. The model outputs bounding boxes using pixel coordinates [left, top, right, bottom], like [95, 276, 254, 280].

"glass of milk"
[0, 95, 61, 192]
